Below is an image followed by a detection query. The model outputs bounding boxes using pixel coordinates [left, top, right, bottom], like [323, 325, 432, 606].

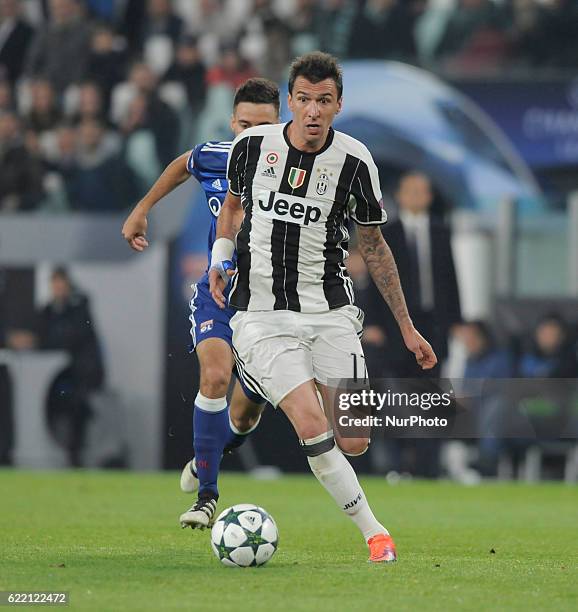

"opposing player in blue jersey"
[122, 78, 280, 528]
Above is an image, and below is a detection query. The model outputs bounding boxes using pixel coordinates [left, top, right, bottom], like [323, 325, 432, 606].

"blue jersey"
[186, 140, 232, 270]
[185, 138, 267, 404]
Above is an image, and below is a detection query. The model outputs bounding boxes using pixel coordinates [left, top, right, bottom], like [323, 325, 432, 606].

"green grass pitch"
[1, 470, 577, 611]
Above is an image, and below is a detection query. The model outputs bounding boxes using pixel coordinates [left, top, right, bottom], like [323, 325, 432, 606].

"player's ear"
[229, 113, 236, 133]
[287, 92, 293, 112]
[336, 97, 343, 114]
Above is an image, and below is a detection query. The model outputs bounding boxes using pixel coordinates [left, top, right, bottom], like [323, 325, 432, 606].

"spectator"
[24, 77, 62, 133]
[0, 77, 14, 112]
[0, 0, 35, 84]
[24, 0, 93, 93]
[67, 80, 109, 126]
[117, 0, 147, 53]
[289, 0, 321, 56]
[37, 266, 105, 466]
[506, 0, 542, 70]
[348, 0, 418, 62]
[433, 0, 507, 68]
[0, 111, 45, 211]
[86, 22, 128, 105]
[184, 0, 238, 67]
[317, 0, 358, 59]
[38, 120, 79, 209]
[516, 314, 578, 464]
[519, 313, 578, 379]
[461, 320, 514, 380]
[24, 120, 69, 210]
[84, 0, 116, 23]
[163, 34, 207, 114]
[239, 0, 291, 81]
[45, 121, 77, 171]
[139, 0, 184, 49]
[458, 320, 515, 476]
[376, 171, 461, 377]
[139, 0, 187, 75]
[115, 61, 180, 166]
[362, 170, 462, 478]
[118, 91, 162, 192]
[63, 118, 138, 211]
[206, 45, 257, 91]
[509, 0, 578, 69]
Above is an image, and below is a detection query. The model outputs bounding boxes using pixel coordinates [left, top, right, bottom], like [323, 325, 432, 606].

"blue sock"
[193, 393, 230, 500]
[224, 414, 262, 453]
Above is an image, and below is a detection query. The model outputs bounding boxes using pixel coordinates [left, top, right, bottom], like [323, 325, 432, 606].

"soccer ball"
[210, 504, 279, 567]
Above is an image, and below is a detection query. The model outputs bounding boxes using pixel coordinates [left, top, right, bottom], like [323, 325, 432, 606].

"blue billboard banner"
[452, 78, 578, 171]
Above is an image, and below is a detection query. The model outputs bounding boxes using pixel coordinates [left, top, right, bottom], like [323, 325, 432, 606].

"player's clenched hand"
[401, 326, 438, 370]
[122, 209, 149, 252]
[209, 266, 235, 309]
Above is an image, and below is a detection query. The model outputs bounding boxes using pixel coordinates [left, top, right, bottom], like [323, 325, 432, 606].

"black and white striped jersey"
[226, 121, 387, 313]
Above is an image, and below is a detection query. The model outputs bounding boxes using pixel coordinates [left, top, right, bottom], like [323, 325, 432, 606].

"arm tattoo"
[216, 194, 242, 241]
[357, 225, 412, 329]
[231, 208, 244, 237]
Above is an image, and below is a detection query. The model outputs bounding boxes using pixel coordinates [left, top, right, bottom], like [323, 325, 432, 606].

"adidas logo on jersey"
[257, 191, 322, 226]
[211, 178, 223, 190]
[261, 166, 276, 178]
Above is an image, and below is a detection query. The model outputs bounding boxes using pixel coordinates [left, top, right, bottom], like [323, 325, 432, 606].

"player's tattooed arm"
[356, 225, 411, 330]
[216, 191, 243, 241]
[356, 225, 438, 370]
[232, 207, 244, 237]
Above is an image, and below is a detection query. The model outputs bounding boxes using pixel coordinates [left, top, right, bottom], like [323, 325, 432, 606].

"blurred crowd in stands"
[1, 0, 578, 213]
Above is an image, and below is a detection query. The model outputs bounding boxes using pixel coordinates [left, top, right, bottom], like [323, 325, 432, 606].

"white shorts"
[230, 306, 366, 407]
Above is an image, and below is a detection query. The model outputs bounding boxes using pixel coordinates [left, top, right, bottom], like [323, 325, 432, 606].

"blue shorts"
[189, 276, 264, 405]
[189, 276, 233, 349]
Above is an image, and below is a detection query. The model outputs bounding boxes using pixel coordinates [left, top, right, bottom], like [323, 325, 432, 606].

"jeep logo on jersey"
[316, 173, 329, 195]
[288, 167, 306, 189]
[258, 191, 322, 226]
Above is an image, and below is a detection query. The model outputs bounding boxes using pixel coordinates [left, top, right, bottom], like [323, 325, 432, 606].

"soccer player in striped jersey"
[122, 78, 280, 529]
[210, 53, 437, 563]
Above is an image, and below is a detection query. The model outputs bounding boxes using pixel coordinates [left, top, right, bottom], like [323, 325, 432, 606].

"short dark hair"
[465, 320, 494, 347]
[51, 266, 70, 283]
[288, 52, 343, 98]
[233, 78, 280, 114]
[536, 312, 567, 332]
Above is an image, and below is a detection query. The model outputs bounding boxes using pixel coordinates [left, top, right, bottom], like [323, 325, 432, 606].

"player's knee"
[280, 385, 329, 441]
[200, 365, 230, 397]
[300, 431, 335, 457]
[339, 438, 370, 457]
[292, 412, 328, 442]
[230, 412, 259, 434]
